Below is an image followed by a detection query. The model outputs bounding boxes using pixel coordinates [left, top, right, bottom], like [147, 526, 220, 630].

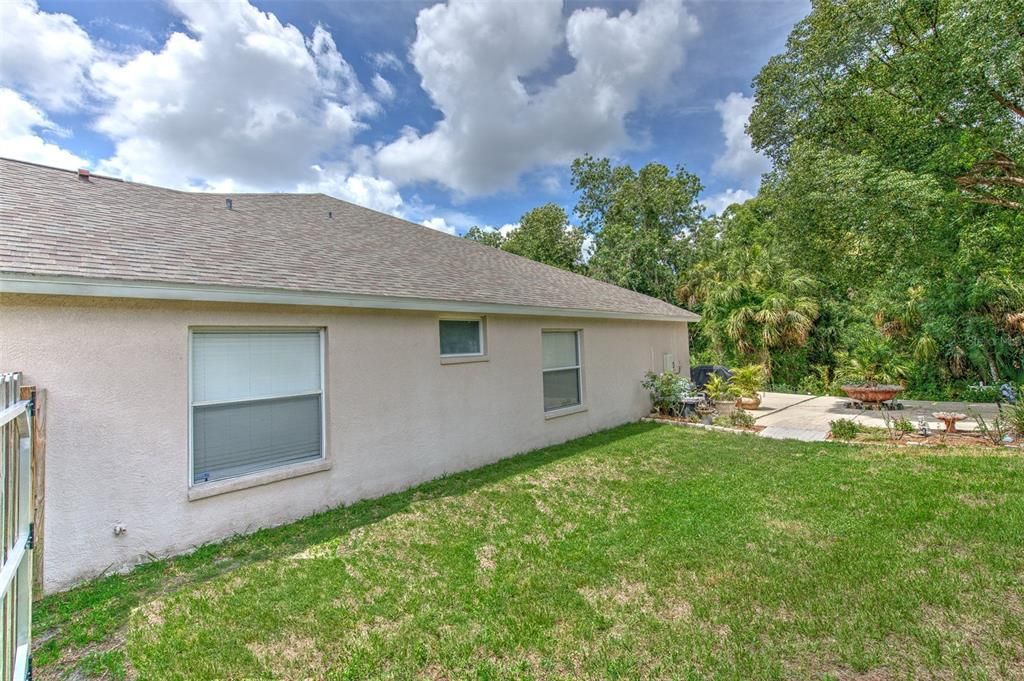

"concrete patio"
[751, 392, 1002, 442]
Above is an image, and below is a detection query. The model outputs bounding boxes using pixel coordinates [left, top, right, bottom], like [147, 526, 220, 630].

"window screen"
[439, 319, 483, 356]
[191, 330, 323, 484]
[542, 331, 581, 411]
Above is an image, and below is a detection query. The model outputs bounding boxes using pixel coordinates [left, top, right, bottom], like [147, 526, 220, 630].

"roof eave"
[0, 272, 699, 323]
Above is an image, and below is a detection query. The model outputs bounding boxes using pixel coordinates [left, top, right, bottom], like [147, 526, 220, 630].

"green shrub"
[731, 364, 767, 398]
[641, 371, 697, 416]
[830, 418, 860, 440]
[729, 409, 756, 428]
[797, 365, 837, 395]
[705, 374, 736, 401]
[1002, 402, 1024, 438]
[712, 410, 757, 429]
[894, 417, 914, 434]
[970, 409, 1011, 445]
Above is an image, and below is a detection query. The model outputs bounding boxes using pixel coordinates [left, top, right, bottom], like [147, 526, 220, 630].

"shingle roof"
[0, 158, 696, 321]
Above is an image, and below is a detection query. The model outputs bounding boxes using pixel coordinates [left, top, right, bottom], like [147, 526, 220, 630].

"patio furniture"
[690, 365, 734, 390]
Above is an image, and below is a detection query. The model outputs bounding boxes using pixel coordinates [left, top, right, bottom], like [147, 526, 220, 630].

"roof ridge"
[0, 156, 698, 321]
[310, 192, 674, 306]
[0, 157, 321, 198]
[0, 156, 123, 182]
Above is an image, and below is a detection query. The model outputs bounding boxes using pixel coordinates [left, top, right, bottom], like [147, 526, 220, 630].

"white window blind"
[542, 331, 581, 412]
[191, 330, 323, 484]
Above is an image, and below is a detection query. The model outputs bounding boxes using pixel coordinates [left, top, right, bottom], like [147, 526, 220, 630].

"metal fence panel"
[0, 373, 33, 680]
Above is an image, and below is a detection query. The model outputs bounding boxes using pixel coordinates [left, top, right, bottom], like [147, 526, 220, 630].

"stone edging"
[830, 436, 1022, 450]
[642, 417, 757, 436]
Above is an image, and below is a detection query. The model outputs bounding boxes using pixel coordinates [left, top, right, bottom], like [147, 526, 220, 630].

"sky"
[0, 0, 809, 236]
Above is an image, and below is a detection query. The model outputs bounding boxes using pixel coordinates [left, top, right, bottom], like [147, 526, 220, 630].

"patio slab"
[759, 426, 830, 442]
[752, 392, 1002, 440]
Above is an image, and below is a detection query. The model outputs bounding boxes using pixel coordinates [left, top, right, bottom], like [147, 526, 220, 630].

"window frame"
[541, 329, 585, 415]
[438, 316, 487, 359]
[187, 326, 327, 489]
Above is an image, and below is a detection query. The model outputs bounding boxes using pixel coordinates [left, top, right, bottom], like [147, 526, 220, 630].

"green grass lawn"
[35, 423, 1024, 680]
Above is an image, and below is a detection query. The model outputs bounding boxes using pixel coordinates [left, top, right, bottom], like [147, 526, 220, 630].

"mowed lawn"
[36, 424, 1024, 680]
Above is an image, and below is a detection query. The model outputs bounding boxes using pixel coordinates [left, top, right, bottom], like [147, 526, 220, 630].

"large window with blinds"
[190, 329, 324, 485]
[542, 330, 582, 412]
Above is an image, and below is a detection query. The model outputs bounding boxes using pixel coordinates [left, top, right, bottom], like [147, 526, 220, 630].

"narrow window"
[190, 330, 324, 485]
[439, 318, 484, 357]
[542, 330, 582, 412]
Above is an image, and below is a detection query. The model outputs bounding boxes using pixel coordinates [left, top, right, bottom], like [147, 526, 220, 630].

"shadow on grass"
[33, 421, 661, 670]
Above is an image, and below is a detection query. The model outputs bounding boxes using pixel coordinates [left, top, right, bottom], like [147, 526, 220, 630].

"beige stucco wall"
[0, 294, 689, 593]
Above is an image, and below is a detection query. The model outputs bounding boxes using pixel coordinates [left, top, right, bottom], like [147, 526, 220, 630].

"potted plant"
[731, 364, 766, 409]
[696, 402, 716, 425]
[837, 338, 907, 406]
[704, 373, 736, 416]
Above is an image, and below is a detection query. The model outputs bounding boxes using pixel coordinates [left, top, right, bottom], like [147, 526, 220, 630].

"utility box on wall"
[663, 353, 676, 374]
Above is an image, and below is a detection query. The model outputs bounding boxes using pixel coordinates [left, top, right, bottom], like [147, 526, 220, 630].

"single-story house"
[0, 157, 697, 594]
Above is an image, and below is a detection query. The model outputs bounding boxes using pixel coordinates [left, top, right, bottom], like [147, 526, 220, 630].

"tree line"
[465, 0, 1023, 399]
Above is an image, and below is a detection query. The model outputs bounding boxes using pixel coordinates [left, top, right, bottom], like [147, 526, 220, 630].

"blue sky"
[0, 0, 808, 235]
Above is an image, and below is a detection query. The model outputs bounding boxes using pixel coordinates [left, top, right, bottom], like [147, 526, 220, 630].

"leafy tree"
[572, 155, 703, 302]
[688, 0, 1024, 396]
[749, 0, 1024, 211]
[502, 204, 585, 272]
[463, 226, 506, 249]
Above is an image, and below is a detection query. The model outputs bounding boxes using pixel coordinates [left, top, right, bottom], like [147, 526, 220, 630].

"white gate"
[0, 373, 33, 680]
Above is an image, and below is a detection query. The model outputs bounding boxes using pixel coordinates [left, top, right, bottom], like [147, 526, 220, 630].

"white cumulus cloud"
[421, 217, 458, 235]
[375, 0, 699, 196]
[703, 188, 754, 216]
[705, 92, 770, 215]
[711, 92, 770, 184]
[89, 0, 382, 191]
[0, 88, 88, 169]
[297, 163, 406, 216]
[0, 0, 96, 110]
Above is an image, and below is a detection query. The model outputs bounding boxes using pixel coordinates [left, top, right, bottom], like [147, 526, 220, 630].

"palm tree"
[691, 246, 819, 378]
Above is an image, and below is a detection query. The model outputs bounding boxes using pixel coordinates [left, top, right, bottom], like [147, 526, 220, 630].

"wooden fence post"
[20, 385, 45, 597]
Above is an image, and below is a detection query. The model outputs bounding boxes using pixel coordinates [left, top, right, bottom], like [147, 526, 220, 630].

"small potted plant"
[704, 373, 736, 417]
[731, 364, 766, 410]
[696, 402, 715, 425]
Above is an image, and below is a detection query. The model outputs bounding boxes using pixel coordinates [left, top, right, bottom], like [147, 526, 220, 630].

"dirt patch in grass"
[579, 578, 653, 612]
[247, 634, 326, 679]
[35, 632, 133, 681]
[476, 544, 497, 571]
[763, 516, 815, 538]
[956, 492, 1007, 508]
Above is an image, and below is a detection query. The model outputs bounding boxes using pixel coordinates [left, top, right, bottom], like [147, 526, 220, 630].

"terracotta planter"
[841, 384, 903, 404]
[735, 395, 761, 409]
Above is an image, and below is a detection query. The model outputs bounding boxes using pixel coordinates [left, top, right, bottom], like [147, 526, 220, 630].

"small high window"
[542, 330, 582, 412]
[439, 318, 484, 357]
